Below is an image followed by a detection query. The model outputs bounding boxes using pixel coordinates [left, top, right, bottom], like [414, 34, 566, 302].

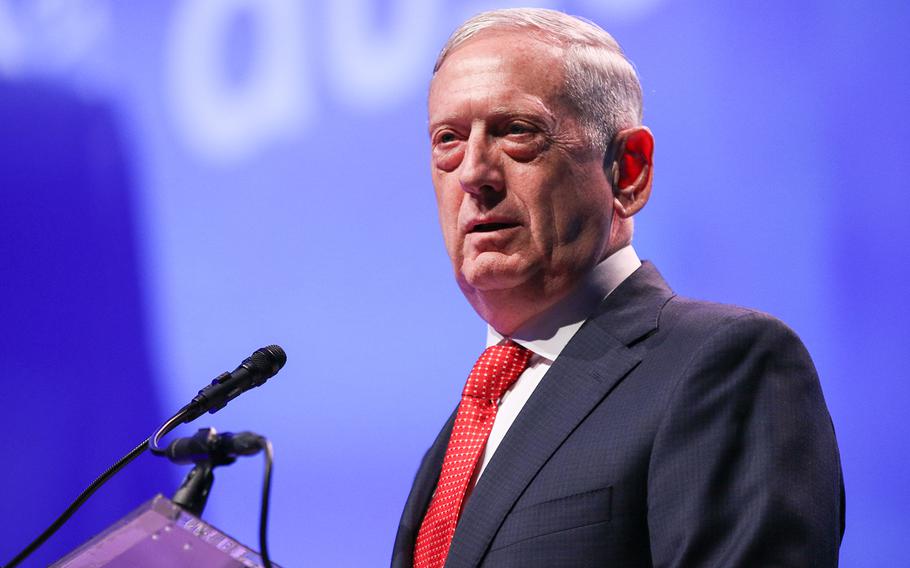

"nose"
[459, 128, 504, 196]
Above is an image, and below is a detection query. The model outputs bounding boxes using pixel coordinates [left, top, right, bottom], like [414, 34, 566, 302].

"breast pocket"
[490, 485, 613, 552]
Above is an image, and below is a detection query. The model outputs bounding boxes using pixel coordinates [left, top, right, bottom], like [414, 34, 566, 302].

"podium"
[50, 495, 280, 567]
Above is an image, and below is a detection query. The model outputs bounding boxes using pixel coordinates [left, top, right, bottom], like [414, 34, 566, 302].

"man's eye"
[437, 131, 457, 144]
[507, 122, 533, 136]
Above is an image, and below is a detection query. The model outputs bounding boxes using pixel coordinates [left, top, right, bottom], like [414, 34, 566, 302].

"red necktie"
[413, 341, 532, 568]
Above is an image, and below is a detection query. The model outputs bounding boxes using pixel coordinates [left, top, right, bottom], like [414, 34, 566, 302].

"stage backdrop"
[1, 1, 907, 566]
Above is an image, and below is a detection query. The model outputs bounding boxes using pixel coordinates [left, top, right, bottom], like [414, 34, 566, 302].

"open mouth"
[470, 222, 519, 233]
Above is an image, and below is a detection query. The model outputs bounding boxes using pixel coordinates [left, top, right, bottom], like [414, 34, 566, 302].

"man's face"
[428, 32, 615, 310]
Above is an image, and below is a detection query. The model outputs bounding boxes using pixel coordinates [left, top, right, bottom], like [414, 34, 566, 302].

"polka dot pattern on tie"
[412, 340, 531, 568]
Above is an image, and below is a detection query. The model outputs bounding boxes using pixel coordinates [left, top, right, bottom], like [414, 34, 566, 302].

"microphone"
[182, 345, 287, 422]
[165, 427, 265, 464]
[3, 346, 286, 568]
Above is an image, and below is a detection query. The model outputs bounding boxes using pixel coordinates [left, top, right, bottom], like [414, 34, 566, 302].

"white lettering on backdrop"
[165, 0, 310, 164]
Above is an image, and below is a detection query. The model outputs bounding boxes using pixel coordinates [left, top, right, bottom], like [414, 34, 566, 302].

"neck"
[465, 282, 570, 337]
[466, 245, 641, 337]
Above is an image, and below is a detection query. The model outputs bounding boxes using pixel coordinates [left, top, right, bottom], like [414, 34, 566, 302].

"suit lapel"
[445, 262, 674, 567]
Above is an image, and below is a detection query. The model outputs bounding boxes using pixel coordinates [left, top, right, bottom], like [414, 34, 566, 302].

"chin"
[458, 253, 534, 293]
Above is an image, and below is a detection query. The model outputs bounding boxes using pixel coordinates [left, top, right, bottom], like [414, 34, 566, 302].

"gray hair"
[433, 8, 643, 152]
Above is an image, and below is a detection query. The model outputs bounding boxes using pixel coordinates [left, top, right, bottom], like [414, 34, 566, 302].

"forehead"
[428, 33, 569, 123]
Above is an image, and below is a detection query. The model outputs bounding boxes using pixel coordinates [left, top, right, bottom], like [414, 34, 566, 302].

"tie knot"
[462, 340, 532, 403]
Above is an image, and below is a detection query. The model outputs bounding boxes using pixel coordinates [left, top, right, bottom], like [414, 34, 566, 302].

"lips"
[472, 222, 519, 233]
[466, 218, 521, 234]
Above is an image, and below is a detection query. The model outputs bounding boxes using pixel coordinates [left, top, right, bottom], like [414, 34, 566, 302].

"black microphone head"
[246, 345, 287, 380]
[180, 345, 288, 421]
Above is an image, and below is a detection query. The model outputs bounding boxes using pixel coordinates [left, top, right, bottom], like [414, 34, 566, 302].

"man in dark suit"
[393, 8, 843, 567]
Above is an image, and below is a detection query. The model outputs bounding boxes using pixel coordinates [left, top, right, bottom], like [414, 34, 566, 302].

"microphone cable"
[2, 402, 196, 568]
[258, 437, 275, 568]
[2, 437, 152, 568]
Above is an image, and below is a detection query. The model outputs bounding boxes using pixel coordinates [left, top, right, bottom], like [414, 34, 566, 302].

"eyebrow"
[428, 103, 556, 135]
[428, 115, 462, 135]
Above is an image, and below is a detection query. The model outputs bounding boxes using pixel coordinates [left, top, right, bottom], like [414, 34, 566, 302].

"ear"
[608, 126, 654, 218]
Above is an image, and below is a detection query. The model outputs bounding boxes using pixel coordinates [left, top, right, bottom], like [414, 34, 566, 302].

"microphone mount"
[167, 427, 267, 517]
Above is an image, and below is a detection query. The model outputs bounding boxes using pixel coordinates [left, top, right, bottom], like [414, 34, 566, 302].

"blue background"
[1, 1, 907, 566]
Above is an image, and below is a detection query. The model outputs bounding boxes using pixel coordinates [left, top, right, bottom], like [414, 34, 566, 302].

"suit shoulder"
[647, 297, 823, 392]
[660, 295, 802, 343]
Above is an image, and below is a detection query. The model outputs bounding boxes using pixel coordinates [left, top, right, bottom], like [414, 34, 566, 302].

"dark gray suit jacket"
[393, 262, 844, 567]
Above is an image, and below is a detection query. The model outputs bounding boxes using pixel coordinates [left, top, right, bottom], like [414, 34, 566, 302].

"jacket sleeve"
[647, 312, 844, 567]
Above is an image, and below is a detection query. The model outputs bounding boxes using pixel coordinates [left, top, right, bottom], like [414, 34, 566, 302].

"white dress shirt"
[471, 245, 641, 486]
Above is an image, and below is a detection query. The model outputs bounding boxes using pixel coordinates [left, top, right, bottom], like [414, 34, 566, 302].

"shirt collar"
[486, 245, 641, 361]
